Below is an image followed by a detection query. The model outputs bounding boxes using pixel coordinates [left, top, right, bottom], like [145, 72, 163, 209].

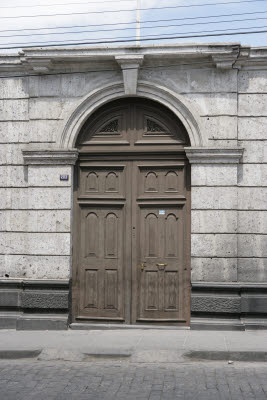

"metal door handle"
[140, 263, 146, 271]
[156, 263, 168, 266]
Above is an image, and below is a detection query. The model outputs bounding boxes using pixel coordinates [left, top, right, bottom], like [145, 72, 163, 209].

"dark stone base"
[0, 279, 69, 330]
[191, 282, 267, 330]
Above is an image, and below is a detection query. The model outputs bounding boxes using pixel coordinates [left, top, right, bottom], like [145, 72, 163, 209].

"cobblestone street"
[1, 359, 267, 400]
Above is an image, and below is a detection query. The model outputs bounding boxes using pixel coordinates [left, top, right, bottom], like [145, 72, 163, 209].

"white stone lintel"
[23, 149, 78, 165]
[115, 55, 144, 95]
[184, 147, 243, 164]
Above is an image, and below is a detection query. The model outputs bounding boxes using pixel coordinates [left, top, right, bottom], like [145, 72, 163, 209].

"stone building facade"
[0, 43, 267, 330]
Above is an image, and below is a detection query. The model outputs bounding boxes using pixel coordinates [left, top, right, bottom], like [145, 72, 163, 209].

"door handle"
[140, 263, 146, 271]
[156, 263, 168, 267]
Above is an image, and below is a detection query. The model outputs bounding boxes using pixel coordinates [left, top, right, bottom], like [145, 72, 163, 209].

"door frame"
[72, 151, 191, 326]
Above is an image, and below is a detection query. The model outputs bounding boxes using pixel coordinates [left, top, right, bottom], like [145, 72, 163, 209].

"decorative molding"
[115, 55, 144, 95]
[184, 147, 243, 164]
[23, 149, 78, 165]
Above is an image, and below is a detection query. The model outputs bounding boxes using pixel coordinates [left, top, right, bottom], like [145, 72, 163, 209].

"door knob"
[140, 263, 146, 271]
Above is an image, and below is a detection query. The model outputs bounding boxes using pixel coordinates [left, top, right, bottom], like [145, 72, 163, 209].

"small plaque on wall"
[60, 175, 69, 181]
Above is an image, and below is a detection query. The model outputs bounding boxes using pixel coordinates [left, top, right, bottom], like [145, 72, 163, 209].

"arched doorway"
[72, 98, 191, 326]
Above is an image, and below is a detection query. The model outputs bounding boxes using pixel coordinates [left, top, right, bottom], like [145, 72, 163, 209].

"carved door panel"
[75, 162, 131, 322]
[132, 161, 190, 324]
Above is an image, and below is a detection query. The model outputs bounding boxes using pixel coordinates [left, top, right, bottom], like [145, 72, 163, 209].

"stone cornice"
[184, 147, 243, 164]
[23, 149, 78, 165]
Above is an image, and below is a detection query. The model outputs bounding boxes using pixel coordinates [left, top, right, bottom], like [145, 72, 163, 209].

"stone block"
[0, 166, 26, 187]
[29, 98, 77, 120]
[238, 211, 267, 234]
[0, 290, 19, 307]
[238, 187, 267, 210]
[185, 93, 237, 116]
[139, 68, 189, 92]
[191, 257, 237, 281]
[0, 121, 28, 143]
[0, 232, 71, 255]
[0, 187, 71, 209]
[238, 117, 267, 140]
[238, 164, 267, 186]
[208, 139, 238, 147]
[238, 258, 267, 282]
[239, 94, 267, 116]
[29, 75, 62, 97]
[189, 69, 237, 93]
[17, 315, 68, 330]
[28, 119, 61, 143]
[191, 234, 237, 257]
[28, 166, 72, 187]
[28, 187, 72, 209]
[240, 140, 267, 163]
[0, 99, 28, 121]
[191, 296, 240, 313]
[191, 164, 237, 186]
[0, 77, 28, 99]
[192, 187, 237, 209]
[0, 210, 71, 232]
[201, 116, 237, 140]
[0, 144, 25, 164]
[0, 255, 70, 279]
[238, 70, 267, 93]
[241, 295, 267, 314]
[21, 291, 68, 309]
[192, 210, 237, 233]
[238, 234, 267, 257]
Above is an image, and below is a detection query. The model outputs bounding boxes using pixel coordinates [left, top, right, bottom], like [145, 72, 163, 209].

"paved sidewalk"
[0, 329, 266, 362]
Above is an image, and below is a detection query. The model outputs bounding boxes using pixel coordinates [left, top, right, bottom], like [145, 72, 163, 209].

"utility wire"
[0, 27, 266, 50]
[2, 24, 267, 48]
[1, 14, 267, 40]
[0, 0, 266, 20]
[0, 9, 265, 34]
[0, 0, 136, 9]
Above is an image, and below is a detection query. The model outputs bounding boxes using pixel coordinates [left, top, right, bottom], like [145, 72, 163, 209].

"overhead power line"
[0, 26, 267, 50]
[1, 23, 267, 48]
[0, 0, 265, 20]
[1, 14, 267, 40]
[0, 9, 265, 34]
[0, 0, 136, 8]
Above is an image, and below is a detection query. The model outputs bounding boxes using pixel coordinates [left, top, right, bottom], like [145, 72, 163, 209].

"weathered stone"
[28, 119, 61, 143]
[0, 166, 26, 187]
[0, 99, 28, 121]
[0, 121, 29, 143]
[238, 188, 267, 210]
[0, 144, 25, 164]
[240, 140, 267, 163]
[28, 166, 72, 186]
[0, 210, 71, 232]
[208, 139, 238, 147]
[238, 211, 267, 234]
[238, 234, 267, 257]
[238, 117, 267, 140]
[192, 210, 237, 233]
[185, 93, 237, 116]
[191, 296, 240, 313]
[238, 258, 267, 282]
[29, 98, 77, 120]
[0, 232, 71, 255]
[238, 164, 267, 186]
[0, 188, 71, 209]
[192, 187, 237, 209]
[238, 70, 267, 93]
[191, 234, 237, 257]
[239, 94, 267, 116]
[191, 257, 237, 282]
[0, 77, 28, 99]
[0, 255, 70, 279]
[21, 292, 68, 309]
[191, 165, 237, 186]
[201, 116, 237, 140]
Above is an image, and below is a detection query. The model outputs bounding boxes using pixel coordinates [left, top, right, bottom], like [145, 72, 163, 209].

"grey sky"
[0, 0, 266, 53]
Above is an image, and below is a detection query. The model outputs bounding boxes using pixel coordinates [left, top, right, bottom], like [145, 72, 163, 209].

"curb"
[184, 351, 267, 362]
[0, 350, 41, 359]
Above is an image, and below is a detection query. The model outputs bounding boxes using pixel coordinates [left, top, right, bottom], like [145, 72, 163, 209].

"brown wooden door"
[73, 98, 191, 326]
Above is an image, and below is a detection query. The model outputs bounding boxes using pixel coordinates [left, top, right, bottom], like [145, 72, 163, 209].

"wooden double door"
[73, 156, 191, 325]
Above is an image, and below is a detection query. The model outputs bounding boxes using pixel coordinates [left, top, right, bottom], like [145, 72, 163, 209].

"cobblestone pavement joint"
[0, 359, 267, 400]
